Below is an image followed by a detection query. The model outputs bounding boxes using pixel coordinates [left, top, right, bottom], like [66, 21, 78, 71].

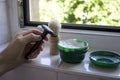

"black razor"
[25, 25, 57, 59]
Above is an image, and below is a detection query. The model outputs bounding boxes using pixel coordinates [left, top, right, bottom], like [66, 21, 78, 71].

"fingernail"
[28, 54, 34, 59]
[36, 35, 41, 40]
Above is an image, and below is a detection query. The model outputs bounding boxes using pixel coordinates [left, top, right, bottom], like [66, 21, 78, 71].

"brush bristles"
[48, 20, 61, 35]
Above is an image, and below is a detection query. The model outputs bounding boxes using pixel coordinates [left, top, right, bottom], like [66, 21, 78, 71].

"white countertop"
[24, 47, 120, 80]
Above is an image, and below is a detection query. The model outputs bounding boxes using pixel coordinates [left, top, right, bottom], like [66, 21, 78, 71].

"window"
[22, 0, 120, 32]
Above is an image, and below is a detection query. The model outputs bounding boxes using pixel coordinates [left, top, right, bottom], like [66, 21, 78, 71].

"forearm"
[0, 54, 14, 76]
[0, 44, 23, 76]
[0, 29, 45, 76]
[0, 60, 12, 76]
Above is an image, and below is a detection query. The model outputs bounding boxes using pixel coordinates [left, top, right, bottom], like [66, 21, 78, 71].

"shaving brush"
[48, 20, 61, 55]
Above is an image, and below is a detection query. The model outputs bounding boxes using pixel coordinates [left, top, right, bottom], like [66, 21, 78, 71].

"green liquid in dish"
[91, 55, 120, 63]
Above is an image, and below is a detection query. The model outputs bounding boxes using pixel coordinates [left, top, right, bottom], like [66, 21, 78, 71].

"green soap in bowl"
[58, 39, 89, 64]
[89, 51, 120, 68]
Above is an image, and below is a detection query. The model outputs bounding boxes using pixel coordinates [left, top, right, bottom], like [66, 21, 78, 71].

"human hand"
[1, 29, 48, 72]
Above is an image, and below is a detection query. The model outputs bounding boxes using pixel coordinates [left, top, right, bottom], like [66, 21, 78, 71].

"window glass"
[29, 0, 120, 27]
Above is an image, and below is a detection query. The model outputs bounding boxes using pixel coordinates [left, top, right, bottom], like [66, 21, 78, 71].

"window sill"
[61, 29, 120, 37]
[22, 46, 120, 80]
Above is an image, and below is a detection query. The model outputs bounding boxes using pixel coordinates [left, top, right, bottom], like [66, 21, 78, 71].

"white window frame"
[23, 0, 120, 32]
[7, 0, 120, 52]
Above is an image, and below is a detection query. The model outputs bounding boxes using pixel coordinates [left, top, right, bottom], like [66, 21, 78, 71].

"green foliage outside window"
[39, 0, 120, 26]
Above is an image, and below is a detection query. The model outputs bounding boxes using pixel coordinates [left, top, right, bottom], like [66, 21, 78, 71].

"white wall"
[7, 0, 20, 39]
[0, 0, 11, 45]
[0, 0, 20, 46]
[60, 30, 120, 52]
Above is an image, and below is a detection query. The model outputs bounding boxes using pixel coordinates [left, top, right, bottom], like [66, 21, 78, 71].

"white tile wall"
[58, 73, 98, 80]
[0, 0, 10, 45]
[0, 65, 57, 80]
[0, 0, 5, 2]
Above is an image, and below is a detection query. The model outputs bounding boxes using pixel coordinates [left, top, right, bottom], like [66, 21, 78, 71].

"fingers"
[16, 29, 48, 60]
[24, 41, 45, 59]
[17, 29, 41, 36]
[27, 49, 40, 59]
[27, 44, 44, 59]
[23, 42, 35, 55]
[44, 35, 49, 41]
[23, 33, 41, 44]
[17, 29, 48, 44]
